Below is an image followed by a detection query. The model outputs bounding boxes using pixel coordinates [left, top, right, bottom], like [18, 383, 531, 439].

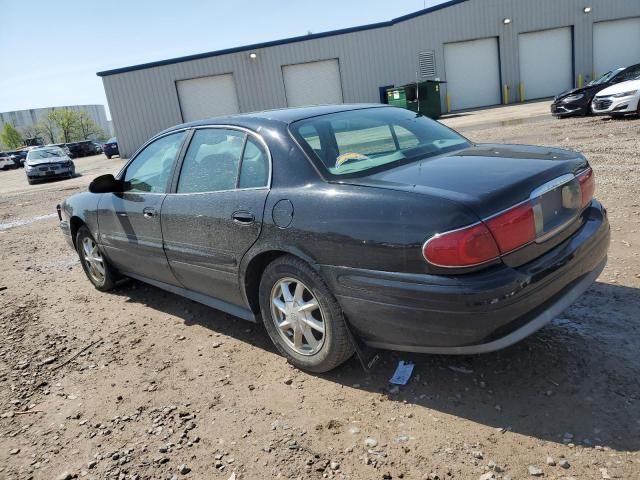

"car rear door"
[160, 127, 270, 308]
[97, 130, 188, 285]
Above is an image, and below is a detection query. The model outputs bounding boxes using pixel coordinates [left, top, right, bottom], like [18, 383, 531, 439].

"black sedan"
[58, 105, 609, 372]
[6, 149, 28, 167]
[551, 63, 640, 117]
[102, 137, 119, 159]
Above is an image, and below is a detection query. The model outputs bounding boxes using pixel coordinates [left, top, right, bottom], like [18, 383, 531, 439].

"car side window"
[177, 129, 245, 193]
[123, 131, 186, 193]
[239, 137, 268, 189]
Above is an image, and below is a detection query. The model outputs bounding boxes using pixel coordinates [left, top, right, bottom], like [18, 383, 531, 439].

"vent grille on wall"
[418, 51, 436, 77]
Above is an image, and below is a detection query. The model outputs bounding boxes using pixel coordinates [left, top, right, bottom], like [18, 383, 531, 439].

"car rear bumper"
[321, 201, 609, 354]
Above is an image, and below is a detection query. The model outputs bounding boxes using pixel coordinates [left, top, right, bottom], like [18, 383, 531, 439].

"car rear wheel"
[106, 155, 111, 159]
[259, 255, 354, 373]
[76, 226, 116, 291]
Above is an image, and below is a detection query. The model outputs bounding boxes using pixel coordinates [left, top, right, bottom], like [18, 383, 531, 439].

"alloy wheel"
[270, 277, 326, 355]
[81, 236, 105, 284]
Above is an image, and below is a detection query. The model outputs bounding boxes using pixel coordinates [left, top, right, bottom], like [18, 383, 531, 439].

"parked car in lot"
[102, 137, 119, 158]
[25, 146, 75, 184]
[58, 105, 609, 372]
[66, 140, 101, 158]
[0, 152, 17, 170]
[92, 142, 103, 154]
[591, 78, 640, 117]
[551, 63, 640, 117]
[47, 143, 74, 158]
[7, 149, 28, 167]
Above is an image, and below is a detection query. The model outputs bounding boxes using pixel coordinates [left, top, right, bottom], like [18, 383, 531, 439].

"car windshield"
[28, 148, 64, 159]
[107, 137, 116, 143]
[590, 69, 621, 85]
[290, 107, 470, 178]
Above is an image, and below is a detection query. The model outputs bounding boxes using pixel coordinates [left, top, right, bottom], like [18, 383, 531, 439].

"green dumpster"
[386, 80, 444, 119]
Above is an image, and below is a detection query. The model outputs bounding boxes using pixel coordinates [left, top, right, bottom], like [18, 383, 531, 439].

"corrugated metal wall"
[101, 0, 640, 157]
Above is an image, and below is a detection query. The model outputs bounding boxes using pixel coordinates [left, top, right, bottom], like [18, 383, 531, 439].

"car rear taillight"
[423, 203, 537, 268]
[423, 223, 500, 268]
[424, 169, 595, 269]
[484, 202, 536, 254]
[577, 168, 595, 208]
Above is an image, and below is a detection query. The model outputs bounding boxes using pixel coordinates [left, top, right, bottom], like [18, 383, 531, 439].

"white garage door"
[444, 37, 501, 111]
[282, 59, 343, 107]
[594, 18, 640, 77]
[176, 74, 240, 122]
[519, 27, 573, 100]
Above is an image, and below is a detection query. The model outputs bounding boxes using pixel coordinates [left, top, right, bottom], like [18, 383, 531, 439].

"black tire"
[259, 255, 354, 373]
[106, 155, 111, 159]
[27, 179, 35, 185]
[76, 225, 116, 291]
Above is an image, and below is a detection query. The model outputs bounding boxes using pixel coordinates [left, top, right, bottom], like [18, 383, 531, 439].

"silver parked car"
[25, 147, 76, 185]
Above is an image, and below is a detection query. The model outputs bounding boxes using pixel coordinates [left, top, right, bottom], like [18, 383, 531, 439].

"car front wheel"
[76, 226, 116, 291]
[259, 255, 354, 372]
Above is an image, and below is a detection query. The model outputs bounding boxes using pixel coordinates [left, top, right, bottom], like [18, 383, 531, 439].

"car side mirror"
[89, 174, 124, 193]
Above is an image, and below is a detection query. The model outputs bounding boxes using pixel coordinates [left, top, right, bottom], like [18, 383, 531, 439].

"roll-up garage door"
[444, 37, 501, 111]
[593, 18, 640, 77]
[519, 27, 573, 100]
[176, 74, 240, 122]
[282, 59, 343, 107]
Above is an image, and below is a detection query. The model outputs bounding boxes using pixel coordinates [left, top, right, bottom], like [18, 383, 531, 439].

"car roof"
[163, 104, 390, 134]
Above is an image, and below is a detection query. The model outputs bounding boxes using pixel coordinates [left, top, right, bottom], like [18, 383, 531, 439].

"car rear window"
[290, 107, 470, 178]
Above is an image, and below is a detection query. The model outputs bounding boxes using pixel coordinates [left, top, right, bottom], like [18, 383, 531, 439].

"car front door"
[161, 127, 270, 308]
[98, 130, 187, 285]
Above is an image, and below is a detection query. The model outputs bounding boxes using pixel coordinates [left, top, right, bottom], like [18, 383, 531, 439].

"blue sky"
[0, 0, 446, 119]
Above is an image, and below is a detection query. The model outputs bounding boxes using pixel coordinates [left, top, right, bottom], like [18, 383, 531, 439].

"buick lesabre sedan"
[58, 105, 609, 372]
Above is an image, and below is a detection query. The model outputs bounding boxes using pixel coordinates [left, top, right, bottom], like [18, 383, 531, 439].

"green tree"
[1, 123, 23, 149]
[49, 109, 79, 143]
[36, 114, 57, 144]
[76, 111, 104, 140]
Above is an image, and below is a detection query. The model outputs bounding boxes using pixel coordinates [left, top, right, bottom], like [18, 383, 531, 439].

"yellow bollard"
[503, 84, 509, 105]
[578, 74, 583, 88]
[519, 82, 525, 102]
[446, 94, 452, 113]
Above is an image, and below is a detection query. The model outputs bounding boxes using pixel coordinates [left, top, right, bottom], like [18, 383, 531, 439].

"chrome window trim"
[115, 127, 192, 181]
[176, 124, 273, 193]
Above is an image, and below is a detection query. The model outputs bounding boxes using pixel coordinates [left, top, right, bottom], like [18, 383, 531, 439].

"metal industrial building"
[0, 105, 111, 140]
[98, 0, 640, 157]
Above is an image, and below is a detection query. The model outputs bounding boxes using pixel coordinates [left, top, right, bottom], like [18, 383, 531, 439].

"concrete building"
[98, 0, 640, 157]
[0, 104, 110, 142]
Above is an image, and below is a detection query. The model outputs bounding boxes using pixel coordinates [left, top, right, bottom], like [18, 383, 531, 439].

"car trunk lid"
[342, 143, 591, 267]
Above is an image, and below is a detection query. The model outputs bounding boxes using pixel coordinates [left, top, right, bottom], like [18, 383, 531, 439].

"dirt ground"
[1, 108, 639, 480]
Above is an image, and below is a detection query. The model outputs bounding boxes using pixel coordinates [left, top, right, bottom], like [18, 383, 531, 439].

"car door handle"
[232, 211, 255, 225]
[143, 207, 157, 218]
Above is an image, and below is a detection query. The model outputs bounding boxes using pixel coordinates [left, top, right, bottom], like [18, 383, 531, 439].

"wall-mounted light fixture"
[583, 6, 592, 13]
[249, 52, 257, 60]
[503, 18, 512, 25]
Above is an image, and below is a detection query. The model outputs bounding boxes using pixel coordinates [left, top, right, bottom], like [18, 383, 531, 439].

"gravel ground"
[0, 112, 639, 480]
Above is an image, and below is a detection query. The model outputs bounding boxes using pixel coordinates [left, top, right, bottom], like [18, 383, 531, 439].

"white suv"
[0, 152, 16, 170]
[591, 78, 640, 116]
